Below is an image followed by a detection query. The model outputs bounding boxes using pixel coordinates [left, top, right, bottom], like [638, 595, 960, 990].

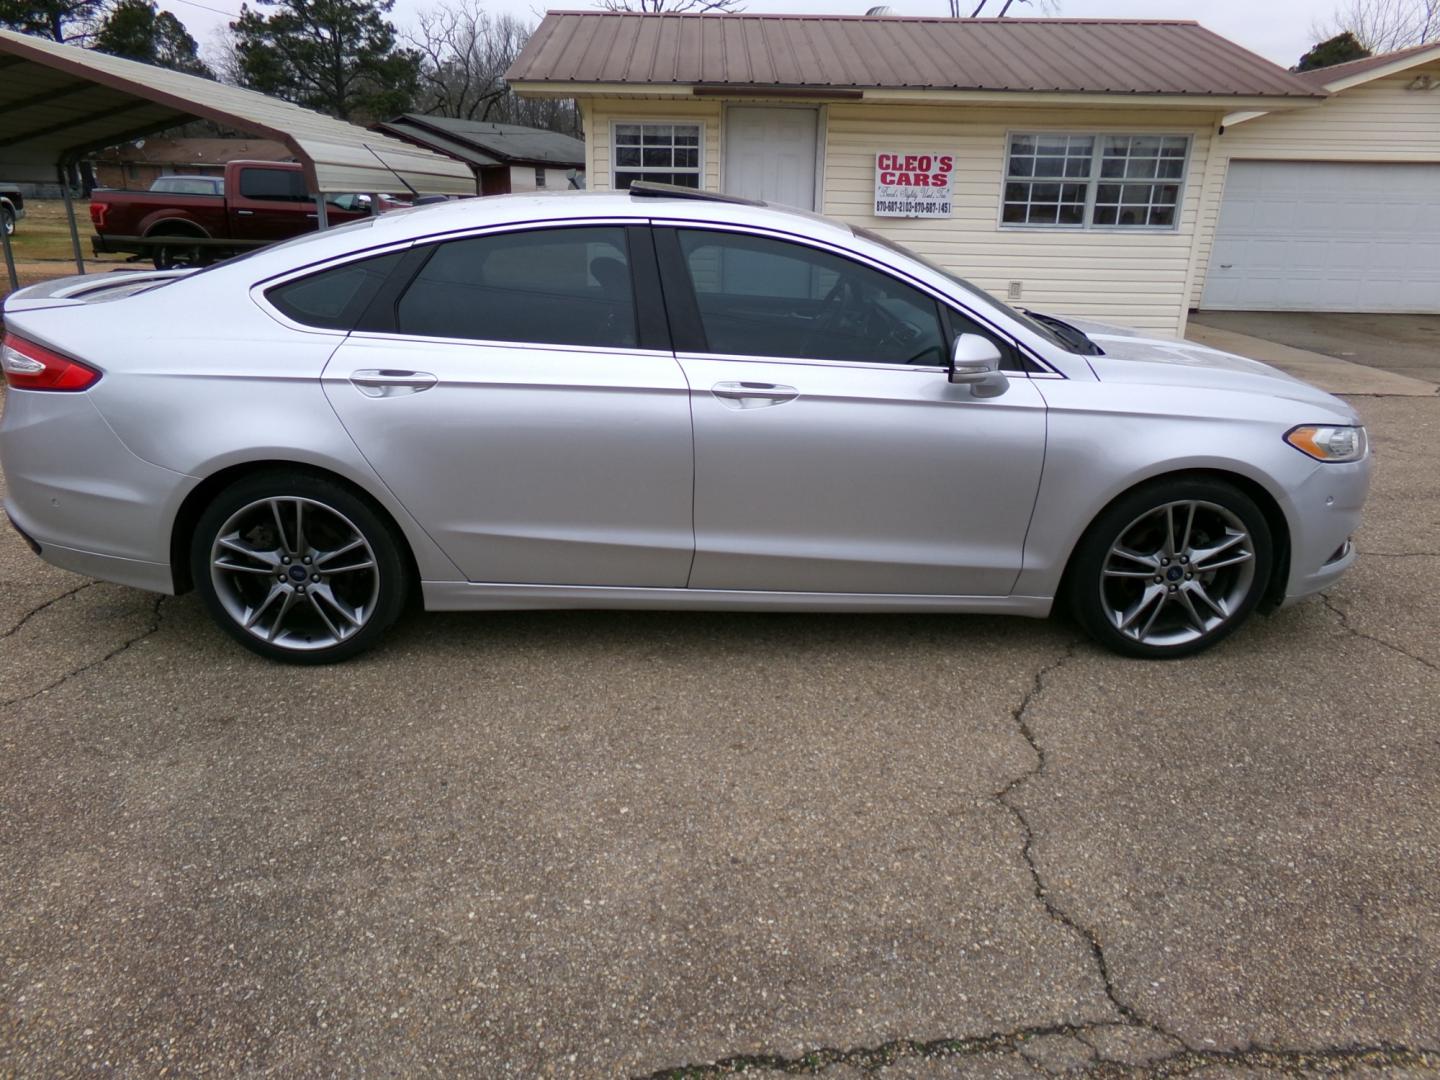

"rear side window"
[239, 168, 308, 202]
[395, 227, 637, 349]
[266, 251, 404, 330]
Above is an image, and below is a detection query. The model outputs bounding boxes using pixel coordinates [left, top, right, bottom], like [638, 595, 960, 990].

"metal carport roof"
[0, 28, 476, 196]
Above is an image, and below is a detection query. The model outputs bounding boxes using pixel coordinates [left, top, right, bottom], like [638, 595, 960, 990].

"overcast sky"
[166, 0, 1340, 73]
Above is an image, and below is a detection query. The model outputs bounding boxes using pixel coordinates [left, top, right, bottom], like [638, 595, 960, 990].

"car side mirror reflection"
[948, 333, 1010, 397]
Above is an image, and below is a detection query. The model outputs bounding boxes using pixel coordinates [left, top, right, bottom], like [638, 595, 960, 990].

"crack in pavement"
[0, 580, 96, 639]
[1321, 592, 1438, 673]
[637, 1026, 1440, 1077]
[989, 641, 1187, 1044]
[0, 593, 166, 710]
[643, 640, 1440, 1077]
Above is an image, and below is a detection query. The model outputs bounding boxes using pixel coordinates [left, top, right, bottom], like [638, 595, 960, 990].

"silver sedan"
[0, 187, 1371, 663]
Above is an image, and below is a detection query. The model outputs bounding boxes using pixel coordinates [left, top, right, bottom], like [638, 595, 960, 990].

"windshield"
[852, 225, 1078, 353]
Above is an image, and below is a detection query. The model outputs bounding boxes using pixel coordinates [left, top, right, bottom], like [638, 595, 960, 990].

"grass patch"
[5, 199, 130, 264]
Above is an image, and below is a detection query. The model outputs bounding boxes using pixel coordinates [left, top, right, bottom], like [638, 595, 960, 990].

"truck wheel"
[2, 207, 14, 236]
[153, 241, 206, 270]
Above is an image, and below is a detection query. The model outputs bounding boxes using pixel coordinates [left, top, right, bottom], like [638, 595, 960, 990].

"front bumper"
[1282, 454, 1373, 602]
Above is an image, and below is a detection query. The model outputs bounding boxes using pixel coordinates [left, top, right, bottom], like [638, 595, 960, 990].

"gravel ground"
[0, 393, 1436, 1078]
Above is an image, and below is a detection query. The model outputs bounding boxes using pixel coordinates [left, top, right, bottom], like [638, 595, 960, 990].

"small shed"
[373, 115, 586, 195]
[507, 12, 1324, 336]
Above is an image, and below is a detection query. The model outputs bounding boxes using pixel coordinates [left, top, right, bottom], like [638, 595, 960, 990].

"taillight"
[89, 202, 108, 228]
[1, 334, 102, 391]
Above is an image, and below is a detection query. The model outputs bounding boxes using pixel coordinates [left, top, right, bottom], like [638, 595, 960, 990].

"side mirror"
[949, 334, 1010, 396]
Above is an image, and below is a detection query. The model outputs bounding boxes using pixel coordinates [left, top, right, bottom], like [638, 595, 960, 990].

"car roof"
[366, 190, 855, 245]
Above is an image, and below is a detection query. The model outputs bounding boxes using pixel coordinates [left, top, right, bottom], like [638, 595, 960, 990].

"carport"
[0, 28, 476, 292]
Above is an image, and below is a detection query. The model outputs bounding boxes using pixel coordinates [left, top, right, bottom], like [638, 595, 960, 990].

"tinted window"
[239, 167, 308, 202]
[396, 227, 637, 349]
[266, 251, 403, 330]
[676, 230, 946, 365]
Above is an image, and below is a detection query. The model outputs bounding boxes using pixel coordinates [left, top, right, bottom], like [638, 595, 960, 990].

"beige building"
[1189, 42, 1440, 314]
[509, 16, 1440, 336]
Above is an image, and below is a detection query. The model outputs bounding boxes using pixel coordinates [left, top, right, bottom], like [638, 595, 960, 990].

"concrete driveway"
[2, 388, 1438, 1076]
[1190, 311, 1440, 385]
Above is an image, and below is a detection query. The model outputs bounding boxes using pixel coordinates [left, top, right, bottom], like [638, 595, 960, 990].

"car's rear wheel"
[1068, 477, 1272, 659]
[2, 206, 14, 236]
[190, 472, 408, 663]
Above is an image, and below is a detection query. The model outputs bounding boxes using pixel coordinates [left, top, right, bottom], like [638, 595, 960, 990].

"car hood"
[1063, 318, 1357, 420]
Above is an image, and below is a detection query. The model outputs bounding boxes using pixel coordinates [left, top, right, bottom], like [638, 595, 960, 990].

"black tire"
[190, 470, 410, 664]
[151, 234, 209, 270]
[2, 206, 14, 237]
[1067, 476, 1273, 659]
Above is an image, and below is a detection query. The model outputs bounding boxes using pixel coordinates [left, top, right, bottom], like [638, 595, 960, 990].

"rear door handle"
[711, 381, 798, 409]
[235, 209, 254, 216]
[350, 369, 437, 397]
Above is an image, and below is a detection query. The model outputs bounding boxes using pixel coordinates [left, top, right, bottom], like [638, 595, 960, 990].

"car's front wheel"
[2, 206, 14, 236]
[1068, 477, 1273, 659]
[190, 471, 409, 663]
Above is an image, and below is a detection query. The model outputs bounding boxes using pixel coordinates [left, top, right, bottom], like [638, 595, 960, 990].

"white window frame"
[611, 120, 704, 191]
[999, 131, 1192, 232]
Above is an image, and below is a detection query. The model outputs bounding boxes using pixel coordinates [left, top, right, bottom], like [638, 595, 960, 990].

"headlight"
[1285, 424, 1367, 462]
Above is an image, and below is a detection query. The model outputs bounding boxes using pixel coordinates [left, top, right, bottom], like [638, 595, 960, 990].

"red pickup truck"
[90, 160, 397, 268]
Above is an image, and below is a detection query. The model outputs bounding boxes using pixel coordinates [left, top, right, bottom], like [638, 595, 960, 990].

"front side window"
[613, 123, 701, 189]
[1003, 134, 1189, 229]
[675, 229, 947, 366]
[395, 226, 637, 349]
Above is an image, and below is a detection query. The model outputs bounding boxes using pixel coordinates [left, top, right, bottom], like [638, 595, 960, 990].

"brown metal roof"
[1292, 41, 1440, 88]
[507, 13, 1321, 98]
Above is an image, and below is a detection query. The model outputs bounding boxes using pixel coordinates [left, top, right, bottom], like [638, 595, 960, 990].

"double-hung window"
[613, 123, 702, 189]
[1003, 134, 1189, 229]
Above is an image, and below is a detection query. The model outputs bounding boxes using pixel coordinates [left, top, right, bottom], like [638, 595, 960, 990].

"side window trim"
[651, 226, 708, 354]
[626, 225, 673, 353]
[354, 244, 434, 334]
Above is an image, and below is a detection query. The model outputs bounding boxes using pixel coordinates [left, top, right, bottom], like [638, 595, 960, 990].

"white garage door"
[1202, 160, 1440, 312]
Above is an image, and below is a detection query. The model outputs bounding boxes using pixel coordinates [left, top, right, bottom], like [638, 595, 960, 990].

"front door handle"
[235, 209, 254, 216]
[712, 381, 798, 409]
[350, 369, 437, 398]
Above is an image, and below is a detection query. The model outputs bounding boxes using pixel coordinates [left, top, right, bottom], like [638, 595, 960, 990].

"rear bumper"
[0, 388, 191, 594]
[3, 508, 174, 592]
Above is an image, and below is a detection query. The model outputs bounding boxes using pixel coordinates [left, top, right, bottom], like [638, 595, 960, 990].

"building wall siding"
[580, 97, 1225, 336]
[582, 98, 724, 194]
[1189, 64, 1440, 307]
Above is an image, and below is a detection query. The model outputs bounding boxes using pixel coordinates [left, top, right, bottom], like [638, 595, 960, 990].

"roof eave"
[1311, 44, 1440, 92]
[512, 80, 1325, 111]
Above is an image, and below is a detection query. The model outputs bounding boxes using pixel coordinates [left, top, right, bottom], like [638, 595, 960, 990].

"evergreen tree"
[93, 0, 212, 75]
[230, 0, 419, 121]
[1295, 31, 1372, 71]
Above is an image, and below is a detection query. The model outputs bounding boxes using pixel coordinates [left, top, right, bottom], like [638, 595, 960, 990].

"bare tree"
[597, 0, 743, 13]
[957, 0, 1058, 17]
[408, 3, 528, 120]
[1314, 0, 1440, 51]
[407, 1, 580, 135]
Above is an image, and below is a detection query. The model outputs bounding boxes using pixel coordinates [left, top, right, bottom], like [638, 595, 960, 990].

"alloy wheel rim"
[1100, 499, 1256, 648]
[209, 496, 379, 651]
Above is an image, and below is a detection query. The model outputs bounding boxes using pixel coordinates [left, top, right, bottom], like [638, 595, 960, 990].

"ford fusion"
[0, 186, 1371, 663]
